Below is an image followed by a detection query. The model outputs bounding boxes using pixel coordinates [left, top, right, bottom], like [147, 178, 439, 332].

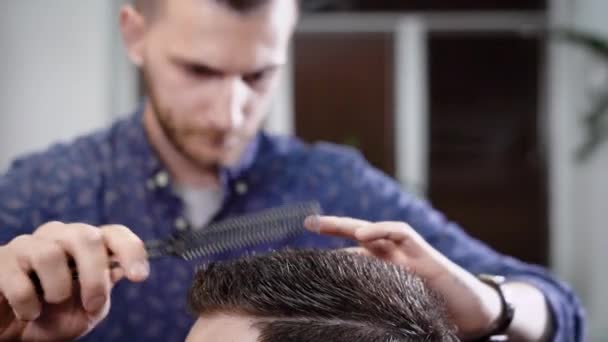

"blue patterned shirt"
[0, 109, 584, 341]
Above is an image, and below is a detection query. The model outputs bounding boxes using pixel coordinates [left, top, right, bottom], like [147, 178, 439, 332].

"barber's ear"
[120, 5, 146, 67]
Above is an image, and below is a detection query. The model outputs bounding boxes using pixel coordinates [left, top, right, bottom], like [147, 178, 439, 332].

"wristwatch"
[475, 274, 515, 342]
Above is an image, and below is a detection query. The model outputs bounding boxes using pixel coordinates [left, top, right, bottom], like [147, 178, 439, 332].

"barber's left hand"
[304, 216, 502, 339]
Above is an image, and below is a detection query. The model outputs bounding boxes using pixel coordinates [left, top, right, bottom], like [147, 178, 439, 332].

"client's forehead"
[185, 313, 260, 342]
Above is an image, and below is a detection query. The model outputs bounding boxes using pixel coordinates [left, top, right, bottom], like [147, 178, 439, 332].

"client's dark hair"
[188, 249, 458, 341]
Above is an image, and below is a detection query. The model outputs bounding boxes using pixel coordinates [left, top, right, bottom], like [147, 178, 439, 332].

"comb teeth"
[177, 201, 321, 261]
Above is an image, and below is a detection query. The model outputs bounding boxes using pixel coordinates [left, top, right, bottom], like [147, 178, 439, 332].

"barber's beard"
[143, 74, 236, 171]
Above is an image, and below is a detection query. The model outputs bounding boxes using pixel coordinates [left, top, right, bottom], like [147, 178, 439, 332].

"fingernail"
[85, 295, 106, 313]
[129, 261, 150, 279]
[304, 215, 320, 233]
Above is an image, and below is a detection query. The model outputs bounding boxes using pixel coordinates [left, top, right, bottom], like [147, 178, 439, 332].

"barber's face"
[125, 0, 296, 168]
[186, 314, 260, 342]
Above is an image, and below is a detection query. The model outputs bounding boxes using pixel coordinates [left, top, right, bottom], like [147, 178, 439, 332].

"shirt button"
[155, 171, 169, 188]
[235, 181, 248, 195]
[175, 217, 189, 232]
[146, 179, 156, 191]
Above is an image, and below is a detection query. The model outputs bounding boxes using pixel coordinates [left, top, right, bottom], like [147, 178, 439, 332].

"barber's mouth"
[207, 136, 239, 149]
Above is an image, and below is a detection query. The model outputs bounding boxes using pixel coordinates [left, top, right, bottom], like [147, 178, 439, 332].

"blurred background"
[0, 0, 607, 340]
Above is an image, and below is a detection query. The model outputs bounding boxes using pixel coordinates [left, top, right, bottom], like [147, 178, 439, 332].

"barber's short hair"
[188, 249, 458, 342]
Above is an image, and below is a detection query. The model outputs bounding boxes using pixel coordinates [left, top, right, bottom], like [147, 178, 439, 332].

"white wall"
[0, 0, 137, 171]
[549, 0, 608, 340]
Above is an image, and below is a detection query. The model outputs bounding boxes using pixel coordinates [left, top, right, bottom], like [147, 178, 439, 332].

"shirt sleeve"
[310, 145, 586, 341]
[0, 141, 104, 245]
[0, 158, 49, 244]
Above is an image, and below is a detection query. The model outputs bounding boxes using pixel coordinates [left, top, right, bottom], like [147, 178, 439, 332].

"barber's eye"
[243, 70, 270, 85]
[186, 65, 217, 78]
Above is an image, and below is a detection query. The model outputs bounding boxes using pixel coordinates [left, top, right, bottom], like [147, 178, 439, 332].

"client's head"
[186, 249, 458, 341]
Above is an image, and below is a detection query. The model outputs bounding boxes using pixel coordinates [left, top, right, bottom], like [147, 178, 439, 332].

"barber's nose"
[210, 78, 247, 131]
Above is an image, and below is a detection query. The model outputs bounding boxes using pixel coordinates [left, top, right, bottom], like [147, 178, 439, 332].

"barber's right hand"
[0, 222, 149, 342]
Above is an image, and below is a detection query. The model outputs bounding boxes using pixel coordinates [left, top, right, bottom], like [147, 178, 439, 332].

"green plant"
[552, 28, 608, 161]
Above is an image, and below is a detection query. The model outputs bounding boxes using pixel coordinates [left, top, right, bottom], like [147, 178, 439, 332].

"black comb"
[146, 200, 321, 261]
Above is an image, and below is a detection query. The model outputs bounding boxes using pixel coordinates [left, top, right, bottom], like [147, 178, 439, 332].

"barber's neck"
[143, 103, 220, 188]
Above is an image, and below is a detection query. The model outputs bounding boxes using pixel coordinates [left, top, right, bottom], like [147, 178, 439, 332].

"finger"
[361, 239, 398, 255]
[2, 272, 41, 322]
[24, 239, 72, 304]
[361, 239, 416, 268]
[35, 223, 111, 314]
[0, 238, 41, 321]
[353, 222, 414, 244]
[362, 239, 412, 262]
[100, 225, 149, 282]
[304, 216, 370, 239]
